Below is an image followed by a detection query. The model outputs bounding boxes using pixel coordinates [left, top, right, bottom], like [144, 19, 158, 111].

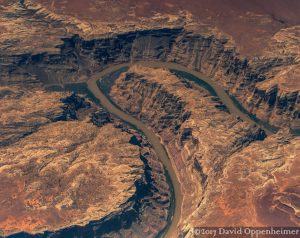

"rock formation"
[1, 0, 300, 237]
[0, 87, 171, 237]
[109, 66, 299, 237]
[1, 1, 300, 131]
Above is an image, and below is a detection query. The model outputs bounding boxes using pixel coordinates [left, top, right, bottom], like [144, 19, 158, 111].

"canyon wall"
[1, 2, 300, 236]
[0, 87, 171, 238]
[108, 66, 300, 237]
[1, 26, 299, 132]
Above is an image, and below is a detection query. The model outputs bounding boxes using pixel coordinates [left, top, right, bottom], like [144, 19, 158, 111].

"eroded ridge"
[1, 1, 300, 132]
[1, 1, 300, 237]
[0, 86, 171, 237]
[108, 65, 300, 237]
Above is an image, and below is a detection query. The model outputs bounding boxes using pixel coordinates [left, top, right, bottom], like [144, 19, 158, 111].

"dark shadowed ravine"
[87, 68, 182, 238]
[90, 61, 282, 136]
[14, 61, 293, 238]
[85, 60, 286, 238]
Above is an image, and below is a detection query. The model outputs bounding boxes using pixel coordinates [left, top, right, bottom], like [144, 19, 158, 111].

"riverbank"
[40, 61, 298, 238]
[87, 75, 182, 238]
[91, 60, 296, 136]
[102, 64, 299, 237]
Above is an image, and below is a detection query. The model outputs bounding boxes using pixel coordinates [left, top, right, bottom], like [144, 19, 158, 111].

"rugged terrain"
[0, 87, 171, 237]
[0, 0, 300, 237]
[1, 0, 299, 131]
[109, 66, 300, 237]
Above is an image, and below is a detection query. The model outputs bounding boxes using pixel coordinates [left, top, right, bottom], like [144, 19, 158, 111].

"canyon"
[0, 87, 171, 237]
[1, 1, 300, 132]
[108, 66, 300, 236]
[0, 0, 300, 237]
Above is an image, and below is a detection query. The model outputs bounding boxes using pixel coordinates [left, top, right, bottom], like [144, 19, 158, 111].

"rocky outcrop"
[192, 130, 300, 229]
[1, 0, 300, 131]
[1, 1, 300, 237]
[108, 66, 293, 236]
[0, 87, 171, 238]
[1, 27, 299, 131]
[0, 86, 92, 147]
[0, 121, 143, 236]
[247, 65, 300, 131]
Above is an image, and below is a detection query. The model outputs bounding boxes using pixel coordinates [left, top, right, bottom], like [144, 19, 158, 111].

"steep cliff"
[0, 87, 171, 238]
[108, 66, 300, 236]
[1, 1, 300, 237]
[167, 29, 300, 132]
[2, 26, 299, 131]
[108, 66, 300, 235]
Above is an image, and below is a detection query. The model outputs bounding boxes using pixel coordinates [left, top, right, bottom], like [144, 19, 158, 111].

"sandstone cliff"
[1, 1, 300, 237]
[108, 66, 299, 236]
[1, 1, 300, 131]
[0, 87, 171, 237]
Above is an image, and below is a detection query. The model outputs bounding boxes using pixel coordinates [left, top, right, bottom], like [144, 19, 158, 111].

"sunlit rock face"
[0, 121, 143, 235]
[202, 131, 300, 227]
[249, 65, 300, 129]
[0, 87, 171, 237]
[109, 66, 300, 236]
[1, 1, 300, 131]
[1, 1, 300, 237]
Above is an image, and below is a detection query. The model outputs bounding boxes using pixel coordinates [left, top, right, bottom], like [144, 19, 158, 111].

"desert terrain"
[0, 1, 299, 237]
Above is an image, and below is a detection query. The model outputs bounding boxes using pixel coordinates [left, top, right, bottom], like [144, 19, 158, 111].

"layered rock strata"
[1, 1, 300, 131]
[1, 1, 300, 237]
[108, 66, 300, 237]
[0, 87, 171, 237]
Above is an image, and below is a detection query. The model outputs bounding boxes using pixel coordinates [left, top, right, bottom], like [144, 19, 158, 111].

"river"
[42, 60, 291, 238]
[87, 68, 182, 238]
